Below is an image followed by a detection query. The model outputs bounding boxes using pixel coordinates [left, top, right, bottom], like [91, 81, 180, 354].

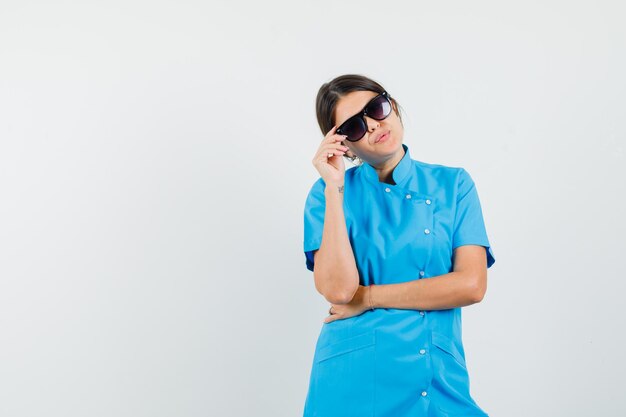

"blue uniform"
[302, 143, 495, 417]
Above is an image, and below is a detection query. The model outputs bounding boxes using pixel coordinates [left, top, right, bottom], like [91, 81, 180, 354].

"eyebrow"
[337, 94, 379, 126]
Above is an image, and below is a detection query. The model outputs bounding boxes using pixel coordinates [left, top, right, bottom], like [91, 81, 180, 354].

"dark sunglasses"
[336, 91, 393, 142]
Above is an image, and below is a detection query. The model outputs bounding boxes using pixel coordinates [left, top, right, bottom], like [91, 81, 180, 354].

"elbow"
[314, 273, 359, 304]
[313, 264, 360, 305]
[323, 281, 359, 304]
[469, 287, 486, 304]
[325, 289, 356, 305]
[467, 273, 487, 304]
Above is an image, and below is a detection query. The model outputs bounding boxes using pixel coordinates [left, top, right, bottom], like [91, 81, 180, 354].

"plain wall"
[1, 0, 625, 416]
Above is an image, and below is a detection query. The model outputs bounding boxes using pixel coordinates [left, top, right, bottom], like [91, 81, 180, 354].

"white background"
[1, 1, 625, 416]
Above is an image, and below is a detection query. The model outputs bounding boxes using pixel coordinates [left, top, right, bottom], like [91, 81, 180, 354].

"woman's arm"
[370, 245, 488, 310]
[323, 245, 488, 323]
[313, 183, 360, 305]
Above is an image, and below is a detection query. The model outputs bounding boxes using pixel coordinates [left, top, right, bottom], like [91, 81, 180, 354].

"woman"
[302, 74, 496, 417]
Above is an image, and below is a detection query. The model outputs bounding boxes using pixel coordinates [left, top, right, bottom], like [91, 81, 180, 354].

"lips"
[374, 131, 390, 143]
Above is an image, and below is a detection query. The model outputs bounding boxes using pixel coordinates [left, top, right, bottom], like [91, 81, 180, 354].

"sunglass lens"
[368, 95, 392, 120]
[341, 117, 367, 141]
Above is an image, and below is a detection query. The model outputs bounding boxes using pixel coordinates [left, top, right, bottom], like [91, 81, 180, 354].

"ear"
[391, 99, 403, 126]
[391, 99, 399, 114]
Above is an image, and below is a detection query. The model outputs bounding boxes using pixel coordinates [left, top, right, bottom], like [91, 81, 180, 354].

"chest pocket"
[405, 192, 434, 232]
[400, 192, 436, 278]
[345, 189, 436, 285]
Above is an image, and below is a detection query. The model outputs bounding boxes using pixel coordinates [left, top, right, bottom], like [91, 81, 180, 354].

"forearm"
[370, 271, 485, 310]
[313, 183, 360, 304]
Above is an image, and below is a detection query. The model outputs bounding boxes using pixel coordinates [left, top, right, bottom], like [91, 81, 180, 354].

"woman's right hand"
[312, 125, 350, 187]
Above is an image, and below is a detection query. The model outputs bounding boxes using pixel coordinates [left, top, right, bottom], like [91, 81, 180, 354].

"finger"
[313, 151, 341, 165]
[313, 145, 349, 164]
[325, 125, 338, 138]
[325, 150, 345, 158]
[318, 145, 347, 158]
[325, 135, 348, 143]
[324, 313, 343, 323]
[316, 151, 341, 161]
[320, 143, 349, 154]
[324, 126, 348, 143]
[331, 143, 350, 151]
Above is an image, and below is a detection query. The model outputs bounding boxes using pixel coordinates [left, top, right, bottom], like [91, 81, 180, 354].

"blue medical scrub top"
[302, 143, 496, 417]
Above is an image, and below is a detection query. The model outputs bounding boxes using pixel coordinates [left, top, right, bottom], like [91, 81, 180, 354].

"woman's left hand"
[324, 285, 371, 323]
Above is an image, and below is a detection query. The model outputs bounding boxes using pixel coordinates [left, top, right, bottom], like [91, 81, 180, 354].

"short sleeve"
[303, 177, 326, 272]
[452, 168, 496, 268]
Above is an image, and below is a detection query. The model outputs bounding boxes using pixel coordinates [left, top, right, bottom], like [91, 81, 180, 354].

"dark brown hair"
[315, 74, 404, 138]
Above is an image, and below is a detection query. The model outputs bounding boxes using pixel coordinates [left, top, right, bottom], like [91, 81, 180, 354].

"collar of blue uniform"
[359, 143, 412, 186]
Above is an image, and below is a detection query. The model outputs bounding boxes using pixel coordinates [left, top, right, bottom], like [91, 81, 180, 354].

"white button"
[419, 349, 426, 355]
[426, 199, 431, 205]
[421, 391, 428, 397]
[419, 311, 425, 316]
[385, 187, 391, 193]
[424, 228, 430, 234]
[406, 194, 411, 199]
[419, 270, 425, 276]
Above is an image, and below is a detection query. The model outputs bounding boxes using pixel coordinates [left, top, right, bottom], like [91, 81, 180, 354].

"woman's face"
[333, 90, 404, 166]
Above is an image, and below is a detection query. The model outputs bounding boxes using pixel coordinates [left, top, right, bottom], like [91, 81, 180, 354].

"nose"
[365, 116, 380, 132]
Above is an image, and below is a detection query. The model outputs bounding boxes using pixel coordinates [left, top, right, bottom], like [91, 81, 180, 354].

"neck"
[371, 146, 405, 184]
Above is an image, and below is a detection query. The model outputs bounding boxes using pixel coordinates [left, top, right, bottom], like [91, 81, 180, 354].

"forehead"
[334, 90, 379, 126]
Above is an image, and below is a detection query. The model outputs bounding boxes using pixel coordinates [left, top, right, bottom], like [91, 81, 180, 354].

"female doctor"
[302, 74, 496, 417]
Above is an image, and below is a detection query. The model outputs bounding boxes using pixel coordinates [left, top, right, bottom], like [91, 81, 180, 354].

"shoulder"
[410, 158, 469, 187]
[308, 176, 326, 192]
[345, 164, 360, 176]
[305, 177, 326, 206]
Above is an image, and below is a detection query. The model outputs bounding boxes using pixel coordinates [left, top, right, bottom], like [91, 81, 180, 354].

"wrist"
[324, 186, 345, 204]
[324, 182, 345, 195]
